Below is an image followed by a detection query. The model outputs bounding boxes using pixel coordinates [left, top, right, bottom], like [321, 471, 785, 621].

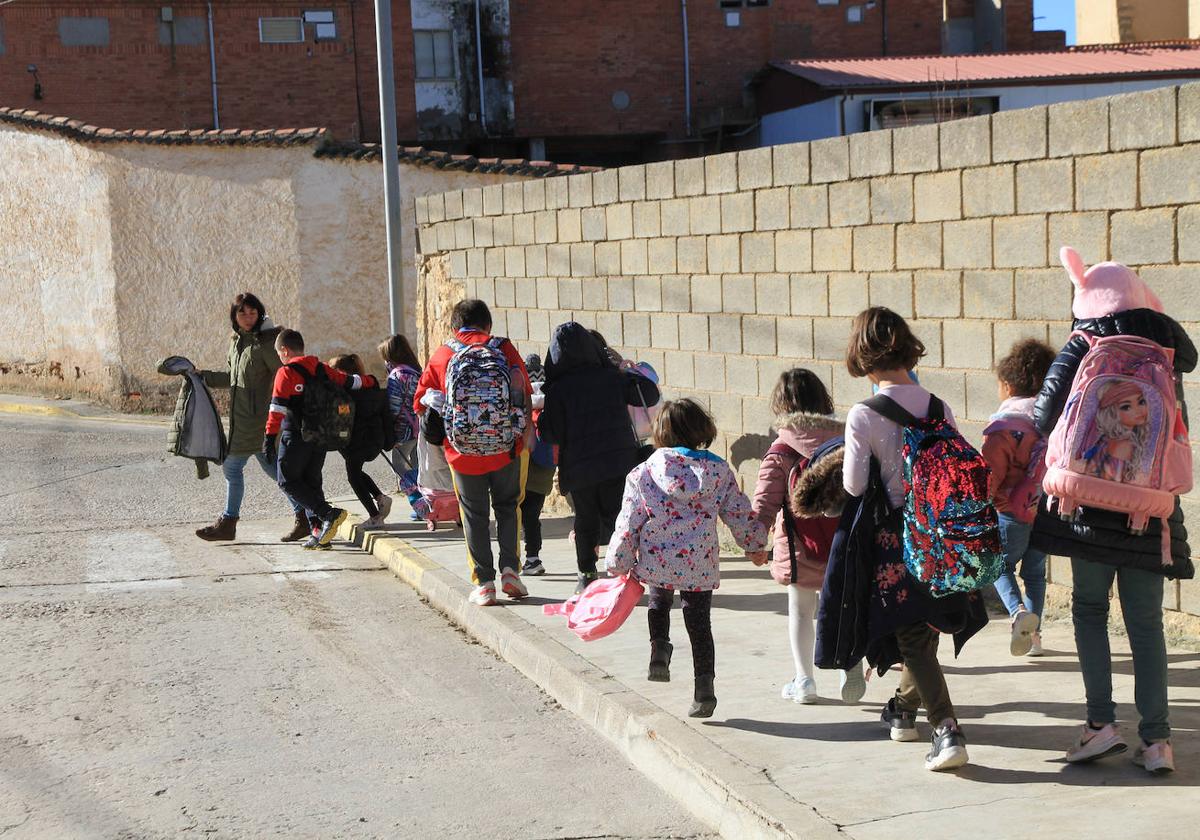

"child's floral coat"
[607, 448, 768, 591]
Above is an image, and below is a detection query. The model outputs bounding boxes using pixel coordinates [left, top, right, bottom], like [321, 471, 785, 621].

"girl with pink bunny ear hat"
[1031, 246, 1196, 775]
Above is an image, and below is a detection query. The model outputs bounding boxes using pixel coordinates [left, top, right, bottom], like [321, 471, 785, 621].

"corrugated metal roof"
[772, 43, 1200, 89]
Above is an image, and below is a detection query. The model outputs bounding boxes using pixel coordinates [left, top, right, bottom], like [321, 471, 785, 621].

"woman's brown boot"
[195, 515, 237, 541]
[280, 511, 310, 542]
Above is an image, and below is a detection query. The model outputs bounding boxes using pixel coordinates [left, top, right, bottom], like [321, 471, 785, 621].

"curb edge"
[340, 520, 842, 840]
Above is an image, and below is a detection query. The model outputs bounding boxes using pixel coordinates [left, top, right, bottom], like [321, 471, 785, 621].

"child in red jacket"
[263, 329, 372, 550]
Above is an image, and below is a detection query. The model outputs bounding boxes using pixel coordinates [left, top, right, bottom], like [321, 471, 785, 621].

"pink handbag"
[542, 573, 645, 641]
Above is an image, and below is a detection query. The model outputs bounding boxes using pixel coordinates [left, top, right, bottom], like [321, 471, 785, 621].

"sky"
[1034, 0, 1077, 45]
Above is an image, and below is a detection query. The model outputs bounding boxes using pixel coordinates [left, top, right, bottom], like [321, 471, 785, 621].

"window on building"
[259, 17, 305, 44]
[414, 30, 455, 80]
[303, 10, 337, 41]
[158, 17, 207, 47]
[0, 20, 5, 56]
[719, 1, 771, 7]
[846, 4, 864, 23]
[816, 0, 839, 6]
[59, 17, 110, 47]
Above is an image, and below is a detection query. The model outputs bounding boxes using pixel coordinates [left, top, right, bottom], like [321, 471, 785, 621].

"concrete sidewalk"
[336, 499, 1200, 840]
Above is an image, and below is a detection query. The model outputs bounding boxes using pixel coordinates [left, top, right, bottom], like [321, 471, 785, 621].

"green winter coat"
[201, 317, 283, 456]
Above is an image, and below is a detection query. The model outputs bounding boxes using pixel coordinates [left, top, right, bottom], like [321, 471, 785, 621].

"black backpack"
[291, 363, 355, 450]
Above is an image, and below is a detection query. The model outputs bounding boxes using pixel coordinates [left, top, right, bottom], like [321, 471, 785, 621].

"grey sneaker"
[925, 723, 968, 771]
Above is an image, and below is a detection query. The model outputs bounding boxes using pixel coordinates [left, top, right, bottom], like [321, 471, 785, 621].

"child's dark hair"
[329, 353, 366, 377]
[845, 307, 926, 378]
[275, 328, 304, 354]
[451, 299, 492, 331]
[229, 292, 265, 332]
[652, 399, 718, 450]
[378, 334, 421, 370]
[996, 338, 1056, 398]
[771, 368, 834, 416]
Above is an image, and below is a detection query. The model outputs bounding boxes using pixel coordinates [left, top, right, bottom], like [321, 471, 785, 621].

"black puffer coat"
[537, 322, 660, 493]
[1031, 308, 1196, 579]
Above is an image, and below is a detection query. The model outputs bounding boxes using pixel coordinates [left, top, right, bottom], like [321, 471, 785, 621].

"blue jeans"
[993, 515, 1046, 621]
[1072, 557, 1169, 742]
[222, 451, 301, 519]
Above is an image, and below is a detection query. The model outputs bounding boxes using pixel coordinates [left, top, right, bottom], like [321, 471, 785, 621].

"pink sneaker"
[1066, 722, 1127, 763]
[1132, 740, 1175, 775]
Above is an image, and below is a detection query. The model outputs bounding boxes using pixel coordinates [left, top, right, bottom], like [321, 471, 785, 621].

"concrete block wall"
[417, 82, 1200, 617]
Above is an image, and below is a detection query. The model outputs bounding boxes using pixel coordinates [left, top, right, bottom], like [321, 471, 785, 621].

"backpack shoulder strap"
[447, 338, 468, 353]
[767, 441, 800, 459]
[861, 394, 919, 426]
[486, 336, 508, 350]
[287, 361, 312, 381]
[926, 394, 945, 422]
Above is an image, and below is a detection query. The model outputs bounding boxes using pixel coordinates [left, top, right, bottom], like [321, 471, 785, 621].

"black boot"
[688, 675, 717, 718]
[648, 640, 673, 683]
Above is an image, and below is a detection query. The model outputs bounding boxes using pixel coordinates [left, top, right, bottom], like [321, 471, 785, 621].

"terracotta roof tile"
[0, 106, 597, 176]
[772, 42, 1200, 89]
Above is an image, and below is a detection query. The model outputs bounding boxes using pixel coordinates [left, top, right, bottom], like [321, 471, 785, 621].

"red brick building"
[0, 1, 1059, 165]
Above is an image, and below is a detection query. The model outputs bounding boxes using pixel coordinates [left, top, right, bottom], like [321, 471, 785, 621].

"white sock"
[787, 585, 818, 682]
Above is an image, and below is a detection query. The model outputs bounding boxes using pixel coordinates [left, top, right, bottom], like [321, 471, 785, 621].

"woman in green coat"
[195, 293, 308, 542]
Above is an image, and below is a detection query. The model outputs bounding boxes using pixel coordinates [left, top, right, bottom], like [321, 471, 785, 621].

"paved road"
[0, 412, 710, 839]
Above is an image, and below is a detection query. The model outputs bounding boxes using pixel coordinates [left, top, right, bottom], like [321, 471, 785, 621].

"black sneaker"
[925, 723, 969, 771]
[574, 572, 599, 594]
[523, 557, 546, 576]
[881, 697, 919, 742]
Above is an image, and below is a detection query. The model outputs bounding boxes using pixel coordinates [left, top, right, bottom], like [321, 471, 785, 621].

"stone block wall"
[416, 82, 1200, 617]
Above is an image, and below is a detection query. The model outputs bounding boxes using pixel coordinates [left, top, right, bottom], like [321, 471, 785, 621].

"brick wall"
[0, 1, 414, 141]
[415, 82, 1200, 617]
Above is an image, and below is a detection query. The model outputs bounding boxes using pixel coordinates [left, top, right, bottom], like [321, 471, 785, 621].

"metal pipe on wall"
[206, 2, 220, 129]
[374, 0, 405, 334]
[681, 0, 693, 136]
[475, 0, 489, 135]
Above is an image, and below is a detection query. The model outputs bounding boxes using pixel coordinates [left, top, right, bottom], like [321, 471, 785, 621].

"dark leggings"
[647, 587, 714, 679]
[343, 455, 382, 517]
[521, 490, 546, 556]
[571, 476, 626, 574]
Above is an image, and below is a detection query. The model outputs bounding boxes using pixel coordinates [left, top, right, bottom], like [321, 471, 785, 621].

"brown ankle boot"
[196, 515, 237, 541]
[280, 512, 310, 543]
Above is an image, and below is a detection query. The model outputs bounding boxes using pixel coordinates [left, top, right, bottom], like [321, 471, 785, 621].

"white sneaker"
[781, 677, 818, 704]
[375, 493, 393, 523]
[469, 582, 498, 607]
[500, 568, 528, 600]
[1010, 609, 1039, 656]
[1027, 632, 1044, 657]
[840, 665, 866, 703]
[1132, 740, 1175, 775]
[1066, 722, 1127, 763]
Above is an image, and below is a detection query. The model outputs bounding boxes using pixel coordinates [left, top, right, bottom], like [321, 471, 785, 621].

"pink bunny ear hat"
[1060, 246, 1164, 319]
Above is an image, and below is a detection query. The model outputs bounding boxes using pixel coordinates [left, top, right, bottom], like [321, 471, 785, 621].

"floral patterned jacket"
[607, 448, 768, 592]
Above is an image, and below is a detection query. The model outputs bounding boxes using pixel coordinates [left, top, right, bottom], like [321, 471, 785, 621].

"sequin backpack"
[863, 394, 1003, 597]
[444, 337, 526, 457]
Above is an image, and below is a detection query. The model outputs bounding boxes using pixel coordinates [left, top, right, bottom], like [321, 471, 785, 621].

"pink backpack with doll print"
[542, 573, 645, 642]
[1042, 332, 1192, 533]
